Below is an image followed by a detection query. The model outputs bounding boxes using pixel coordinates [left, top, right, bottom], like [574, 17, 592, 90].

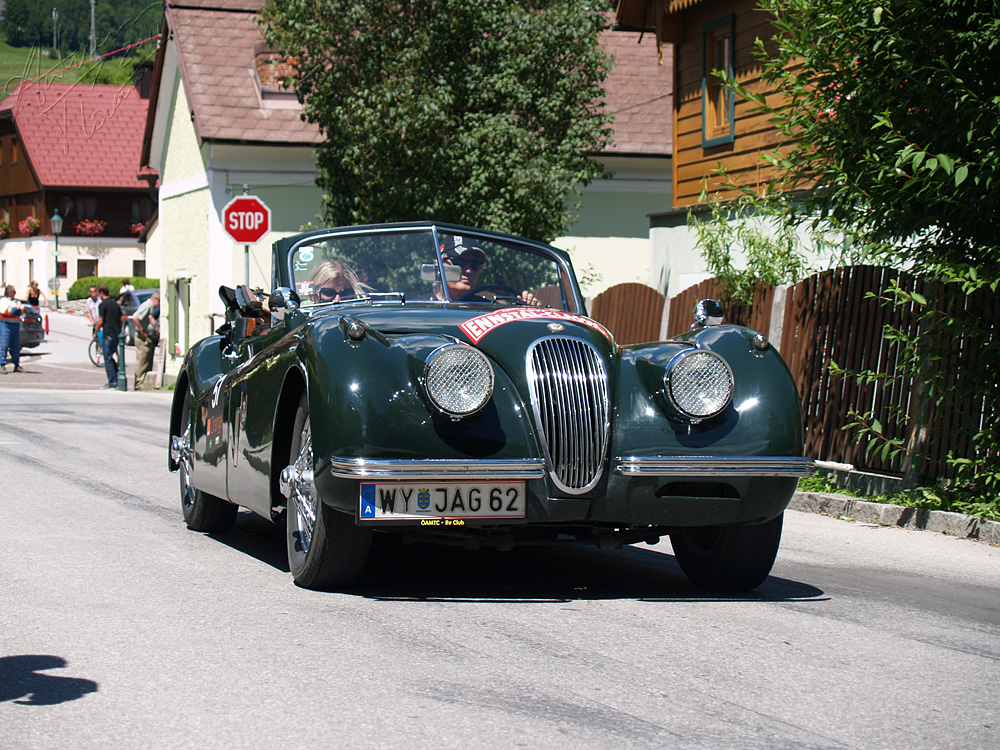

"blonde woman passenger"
[309, 260, 370, 304]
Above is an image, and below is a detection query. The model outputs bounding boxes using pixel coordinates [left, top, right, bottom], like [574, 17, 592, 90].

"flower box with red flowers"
[18, 216, 40, 235]
[74, 218, 107, 236]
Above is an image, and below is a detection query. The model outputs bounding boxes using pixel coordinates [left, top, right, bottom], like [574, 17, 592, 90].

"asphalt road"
[1, 385, 998, 749]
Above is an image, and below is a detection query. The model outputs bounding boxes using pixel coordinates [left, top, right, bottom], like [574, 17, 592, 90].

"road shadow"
[209, 510, 290, 573]
[353, 538, 826, 603]
[0, 655, 98, 705]
[213, 513, 825, 603]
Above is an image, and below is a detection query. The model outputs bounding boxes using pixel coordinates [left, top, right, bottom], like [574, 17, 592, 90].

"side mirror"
[268, 287, 300, 324]
[691, 299, 725, 329]
[269, 287, 300, 311]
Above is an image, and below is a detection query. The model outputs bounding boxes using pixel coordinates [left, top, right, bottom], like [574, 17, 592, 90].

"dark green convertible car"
[168, 222, 813, 591]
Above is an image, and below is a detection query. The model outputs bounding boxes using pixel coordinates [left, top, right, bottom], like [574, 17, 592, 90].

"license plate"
[358, 482, 525, 524]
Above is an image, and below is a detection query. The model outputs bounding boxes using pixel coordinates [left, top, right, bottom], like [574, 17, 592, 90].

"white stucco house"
[141, 1, 672, 380]
[0, 79, 159, 302]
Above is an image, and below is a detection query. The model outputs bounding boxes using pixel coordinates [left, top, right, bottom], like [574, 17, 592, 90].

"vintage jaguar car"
[168, 222, 813, 591]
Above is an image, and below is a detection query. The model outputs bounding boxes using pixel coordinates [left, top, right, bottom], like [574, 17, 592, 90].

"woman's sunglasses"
[317, 286, 343, 300]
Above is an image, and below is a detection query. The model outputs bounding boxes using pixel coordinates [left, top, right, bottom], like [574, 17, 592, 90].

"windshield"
[287, 227, 578, 312]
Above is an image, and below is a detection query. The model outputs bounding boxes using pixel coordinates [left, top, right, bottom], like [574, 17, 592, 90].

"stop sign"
[222, 195, 271, 244]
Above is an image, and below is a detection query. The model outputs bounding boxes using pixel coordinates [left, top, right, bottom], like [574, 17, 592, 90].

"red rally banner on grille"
[459, 308, 612, 344]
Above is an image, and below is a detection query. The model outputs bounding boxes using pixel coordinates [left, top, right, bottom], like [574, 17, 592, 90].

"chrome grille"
[527, 337, 610, 494]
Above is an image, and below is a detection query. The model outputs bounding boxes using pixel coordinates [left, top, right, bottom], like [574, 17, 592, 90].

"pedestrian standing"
[118, 278, 134, 303]
[93, 285, 123, 389]
[131, 291, 160, 389]
[84, 286, 100, 333]
[0, 284, 24, 373]
[25, 281, 46, 307]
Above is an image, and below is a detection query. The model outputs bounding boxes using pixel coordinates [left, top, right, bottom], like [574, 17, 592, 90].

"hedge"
[67, 276, 161, 300]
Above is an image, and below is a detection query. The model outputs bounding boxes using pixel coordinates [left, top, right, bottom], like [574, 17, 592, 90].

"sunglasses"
[317, 286, 343, 300]
[454, 259, 483, 272]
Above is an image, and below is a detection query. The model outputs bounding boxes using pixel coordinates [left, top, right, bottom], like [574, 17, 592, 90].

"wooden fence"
[589, 266, 995, 481]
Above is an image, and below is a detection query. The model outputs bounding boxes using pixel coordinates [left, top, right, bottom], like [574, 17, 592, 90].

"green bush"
[67, 276, 161, 300]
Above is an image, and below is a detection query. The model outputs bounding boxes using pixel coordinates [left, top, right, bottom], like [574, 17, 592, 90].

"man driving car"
[434, 237, 487, 300]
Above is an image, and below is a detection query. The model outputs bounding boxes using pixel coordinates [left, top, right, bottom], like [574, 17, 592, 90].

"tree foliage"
[260, 0, 613, 242]
[738, 0, 1000, 271]
[696, 1, 1000, 504]
[721, 0, 1000, 502]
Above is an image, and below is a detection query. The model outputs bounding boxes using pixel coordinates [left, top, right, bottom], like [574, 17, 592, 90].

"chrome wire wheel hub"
[172, 424, 195, 508]
[282, 422, 317, 552]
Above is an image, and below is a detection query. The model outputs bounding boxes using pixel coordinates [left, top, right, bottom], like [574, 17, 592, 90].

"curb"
[790, 491, 1000, 546]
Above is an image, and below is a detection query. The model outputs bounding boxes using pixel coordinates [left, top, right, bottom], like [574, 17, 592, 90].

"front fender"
[595, 326, 806, 525]
[307, 318, 540, 464]
[612, 325, 803, 459]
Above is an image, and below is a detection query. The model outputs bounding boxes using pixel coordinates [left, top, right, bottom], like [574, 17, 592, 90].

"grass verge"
[798, 475, 1000, 522]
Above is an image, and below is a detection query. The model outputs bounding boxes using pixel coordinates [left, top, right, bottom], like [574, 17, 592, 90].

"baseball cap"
[441, 235, 487, 264]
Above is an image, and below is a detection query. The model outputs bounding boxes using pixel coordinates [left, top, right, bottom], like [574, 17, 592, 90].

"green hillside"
[0, 41, 136, 98]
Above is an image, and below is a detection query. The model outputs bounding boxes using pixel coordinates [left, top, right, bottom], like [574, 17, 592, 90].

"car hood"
[328, 301, 618, 359]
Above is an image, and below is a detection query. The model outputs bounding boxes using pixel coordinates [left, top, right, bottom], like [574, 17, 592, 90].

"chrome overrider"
[614, 455, 815, 477]
[170, 434, 187, 466]
[328, 457, 545, 480]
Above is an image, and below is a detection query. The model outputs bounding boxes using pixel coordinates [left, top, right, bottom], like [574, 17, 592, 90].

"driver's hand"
[518, 290, 540, 306]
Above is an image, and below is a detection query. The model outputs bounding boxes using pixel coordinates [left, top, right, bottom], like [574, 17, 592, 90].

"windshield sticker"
[297, 247, 315, 262]
[459, 308, 611, 344]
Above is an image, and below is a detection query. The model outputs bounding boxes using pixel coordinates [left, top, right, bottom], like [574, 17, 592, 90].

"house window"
[133, 260, 146, 277]
[702, 15, 735, 147]
[77, 259, 97, 279]
[79, 197, 98, 219]
[11, 138, 18, 164]
[131, 198, 153, 221]
[56, 261, 67, 278]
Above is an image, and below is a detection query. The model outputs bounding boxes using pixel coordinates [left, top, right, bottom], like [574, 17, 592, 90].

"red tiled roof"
[601, 28, 673, 156]
[0, 81, 157, 189]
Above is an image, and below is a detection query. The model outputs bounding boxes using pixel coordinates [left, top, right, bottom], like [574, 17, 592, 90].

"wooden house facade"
[617, 0, 787, 208]
[615, 0, 797, 297]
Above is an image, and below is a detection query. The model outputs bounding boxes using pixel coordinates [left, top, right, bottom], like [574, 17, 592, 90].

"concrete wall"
[556, 155, 671, 297]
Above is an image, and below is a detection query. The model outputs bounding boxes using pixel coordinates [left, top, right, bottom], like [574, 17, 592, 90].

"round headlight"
[424, 344, 494, 417]
[664, 349, 733, 420]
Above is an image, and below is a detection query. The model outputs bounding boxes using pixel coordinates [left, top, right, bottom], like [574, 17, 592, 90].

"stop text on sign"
[229, 211, 266, 231]
[222, 195, 272, 244]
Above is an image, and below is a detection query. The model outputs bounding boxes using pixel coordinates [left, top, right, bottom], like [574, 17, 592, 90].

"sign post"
[222, 194, 271, 285]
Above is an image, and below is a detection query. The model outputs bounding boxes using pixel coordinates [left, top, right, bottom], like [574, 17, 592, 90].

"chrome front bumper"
[614, 455, 815, 477]
[329, 457, 546, 481]
[328, 455, 813, 481]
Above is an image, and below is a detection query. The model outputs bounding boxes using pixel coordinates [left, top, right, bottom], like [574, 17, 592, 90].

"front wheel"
[669, 514, 783, 591]
[284, 393, 371, 590]
[176, 392, 238, 532]
[88, 338, 103, 367]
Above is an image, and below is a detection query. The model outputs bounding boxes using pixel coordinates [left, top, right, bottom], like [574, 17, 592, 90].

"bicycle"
[89, 330, 104, 367]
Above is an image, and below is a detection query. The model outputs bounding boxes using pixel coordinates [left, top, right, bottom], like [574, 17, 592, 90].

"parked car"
[19, 303, 44, 348]
[168, 222, 813, 591]
[119, 288, 158, 344]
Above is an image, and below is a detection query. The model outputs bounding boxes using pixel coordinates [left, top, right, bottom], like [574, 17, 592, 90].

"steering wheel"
[456, 284, 519, 302]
